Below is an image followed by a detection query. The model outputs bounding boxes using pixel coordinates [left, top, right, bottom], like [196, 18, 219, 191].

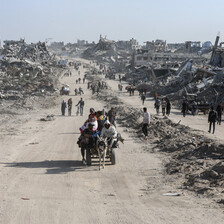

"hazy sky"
[0, 0, 223, 44]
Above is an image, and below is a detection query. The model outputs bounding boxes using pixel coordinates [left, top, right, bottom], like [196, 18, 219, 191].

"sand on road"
[0, 60, 224, 224]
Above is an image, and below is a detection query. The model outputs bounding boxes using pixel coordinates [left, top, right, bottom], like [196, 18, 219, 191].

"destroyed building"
[210, 34, 224, 67]
[167, 41, 212, 55]
[142, 39, 167, 52]
[124, 34, 224, 109]
[116, 38, 140, 51]
[82, 36, 131, 73]
[167, 43, 185, 52]
[49, 40, 93, 57]
[185, 41, 201, 53]
[0, 39, 59, 102]
[133, 48, 203, 68]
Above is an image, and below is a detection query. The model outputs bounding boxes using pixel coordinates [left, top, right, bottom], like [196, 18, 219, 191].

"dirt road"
[0, 61, 224, 224]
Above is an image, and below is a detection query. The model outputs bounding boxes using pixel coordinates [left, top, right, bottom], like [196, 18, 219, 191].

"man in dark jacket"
[68, 98, 72, 116]
[141, 94, 146, 105]
[80, 123, 96, 163]
[61, 100, 66, 116]
[108, 107, 116, 127]
[182, 100, 188, 117]
[208, 106, 217, 134]
[216, 103, 223, 125]
[165, 97, 171, 116]
[76, 98, 84, 116]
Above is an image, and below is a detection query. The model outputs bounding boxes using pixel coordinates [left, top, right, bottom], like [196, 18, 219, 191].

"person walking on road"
[76, 98, 84, 116]
[165, 97, 171, 116]
[191, 100, 198, 116]
[161, 98, 167, 116]
[142, 107, 150, 140]
[208, 106, 217, 134]
[61, 100, 66, 116]
[141, 94, 146, 105]
[154, 98, 161, 115]
[108, 107, 117, 127]
[119, 74, 121, 83]
[182, 100, 188, 117]
[216, 103, 223, 125]
[154, 92, 158, 100]
[68, 98, 72, 116]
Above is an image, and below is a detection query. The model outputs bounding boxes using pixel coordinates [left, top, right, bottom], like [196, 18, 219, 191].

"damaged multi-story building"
[210, 34, 224, 67]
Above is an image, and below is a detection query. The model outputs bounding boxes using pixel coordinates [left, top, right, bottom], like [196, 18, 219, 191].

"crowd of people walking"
[60, 61, 223, 142]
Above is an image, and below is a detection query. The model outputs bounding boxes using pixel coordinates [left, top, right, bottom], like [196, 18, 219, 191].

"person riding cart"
[100, 120, 117, 139]
[80, 123, 97, 163]
[100, 120, 124, 149]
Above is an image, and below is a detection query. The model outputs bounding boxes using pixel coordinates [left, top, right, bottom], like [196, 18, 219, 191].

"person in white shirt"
[142, 107, 150, 139]
[100, 120, 117, 138]
[100, 120, 118, 149]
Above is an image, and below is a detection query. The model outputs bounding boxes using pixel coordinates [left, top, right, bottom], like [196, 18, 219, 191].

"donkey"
[96, 136, 108, 170]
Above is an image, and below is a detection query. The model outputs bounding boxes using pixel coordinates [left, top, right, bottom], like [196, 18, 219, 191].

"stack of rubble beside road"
[0, 39, 65, 109]
[94, 85, 224, 204]
[0, 39, 60, 101]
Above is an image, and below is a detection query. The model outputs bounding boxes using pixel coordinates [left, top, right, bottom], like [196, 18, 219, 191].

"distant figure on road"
[141, 94, 146, 105]
[108, 107, 117, 127]
[142, 107, 150, 140]
[191, 101, 198, 116]
[119, 74, 121, 83]
[79, 87, 84, 95]
[165, 97, 171, 116]
[83, 77, 86, 84]
[61, 100, 66, 116]
[161, 98, 167, 116]
[154, 98, 161, 115]
[182, 100, 188, 117]
[76, 98, 85, 116]
[154, 92, 158, 100]
[80, 123, 96, 163]
[68, 98, 72, 116]
[216, 103, 223, 125]
[132, 87, 135, 96]
[208, 106, 217, 134]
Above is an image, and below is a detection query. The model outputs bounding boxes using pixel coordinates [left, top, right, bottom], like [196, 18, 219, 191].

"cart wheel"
[110, 149, 116, 165]
[86, 149, 91, 165]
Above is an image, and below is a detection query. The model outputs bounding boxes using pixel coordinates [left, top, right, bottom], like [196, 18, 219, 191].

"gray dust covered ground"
[1, 57, 224, 223]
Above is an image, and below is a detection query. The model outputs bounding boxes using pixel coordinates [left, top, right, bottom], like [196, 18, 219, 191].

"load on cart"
[77, 108, 124, 170]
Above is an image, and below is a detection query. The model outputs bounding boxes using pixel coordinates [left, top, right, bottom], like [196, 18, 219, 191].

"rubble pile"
[49, 41, 94, 57]
[0, 39, 60, 101]
[108, 35, 222, 107]
[83, 36, 132, 73]
[125, 54, 224, 108]
[147, 117, 224, 198]
[96, 88, 224, 197]
[94, 86, 224, 200]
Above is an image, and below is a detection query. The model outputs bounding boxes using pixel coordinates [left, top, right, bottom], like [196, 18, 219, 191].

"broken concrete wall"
[0, 39, 60, 101]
